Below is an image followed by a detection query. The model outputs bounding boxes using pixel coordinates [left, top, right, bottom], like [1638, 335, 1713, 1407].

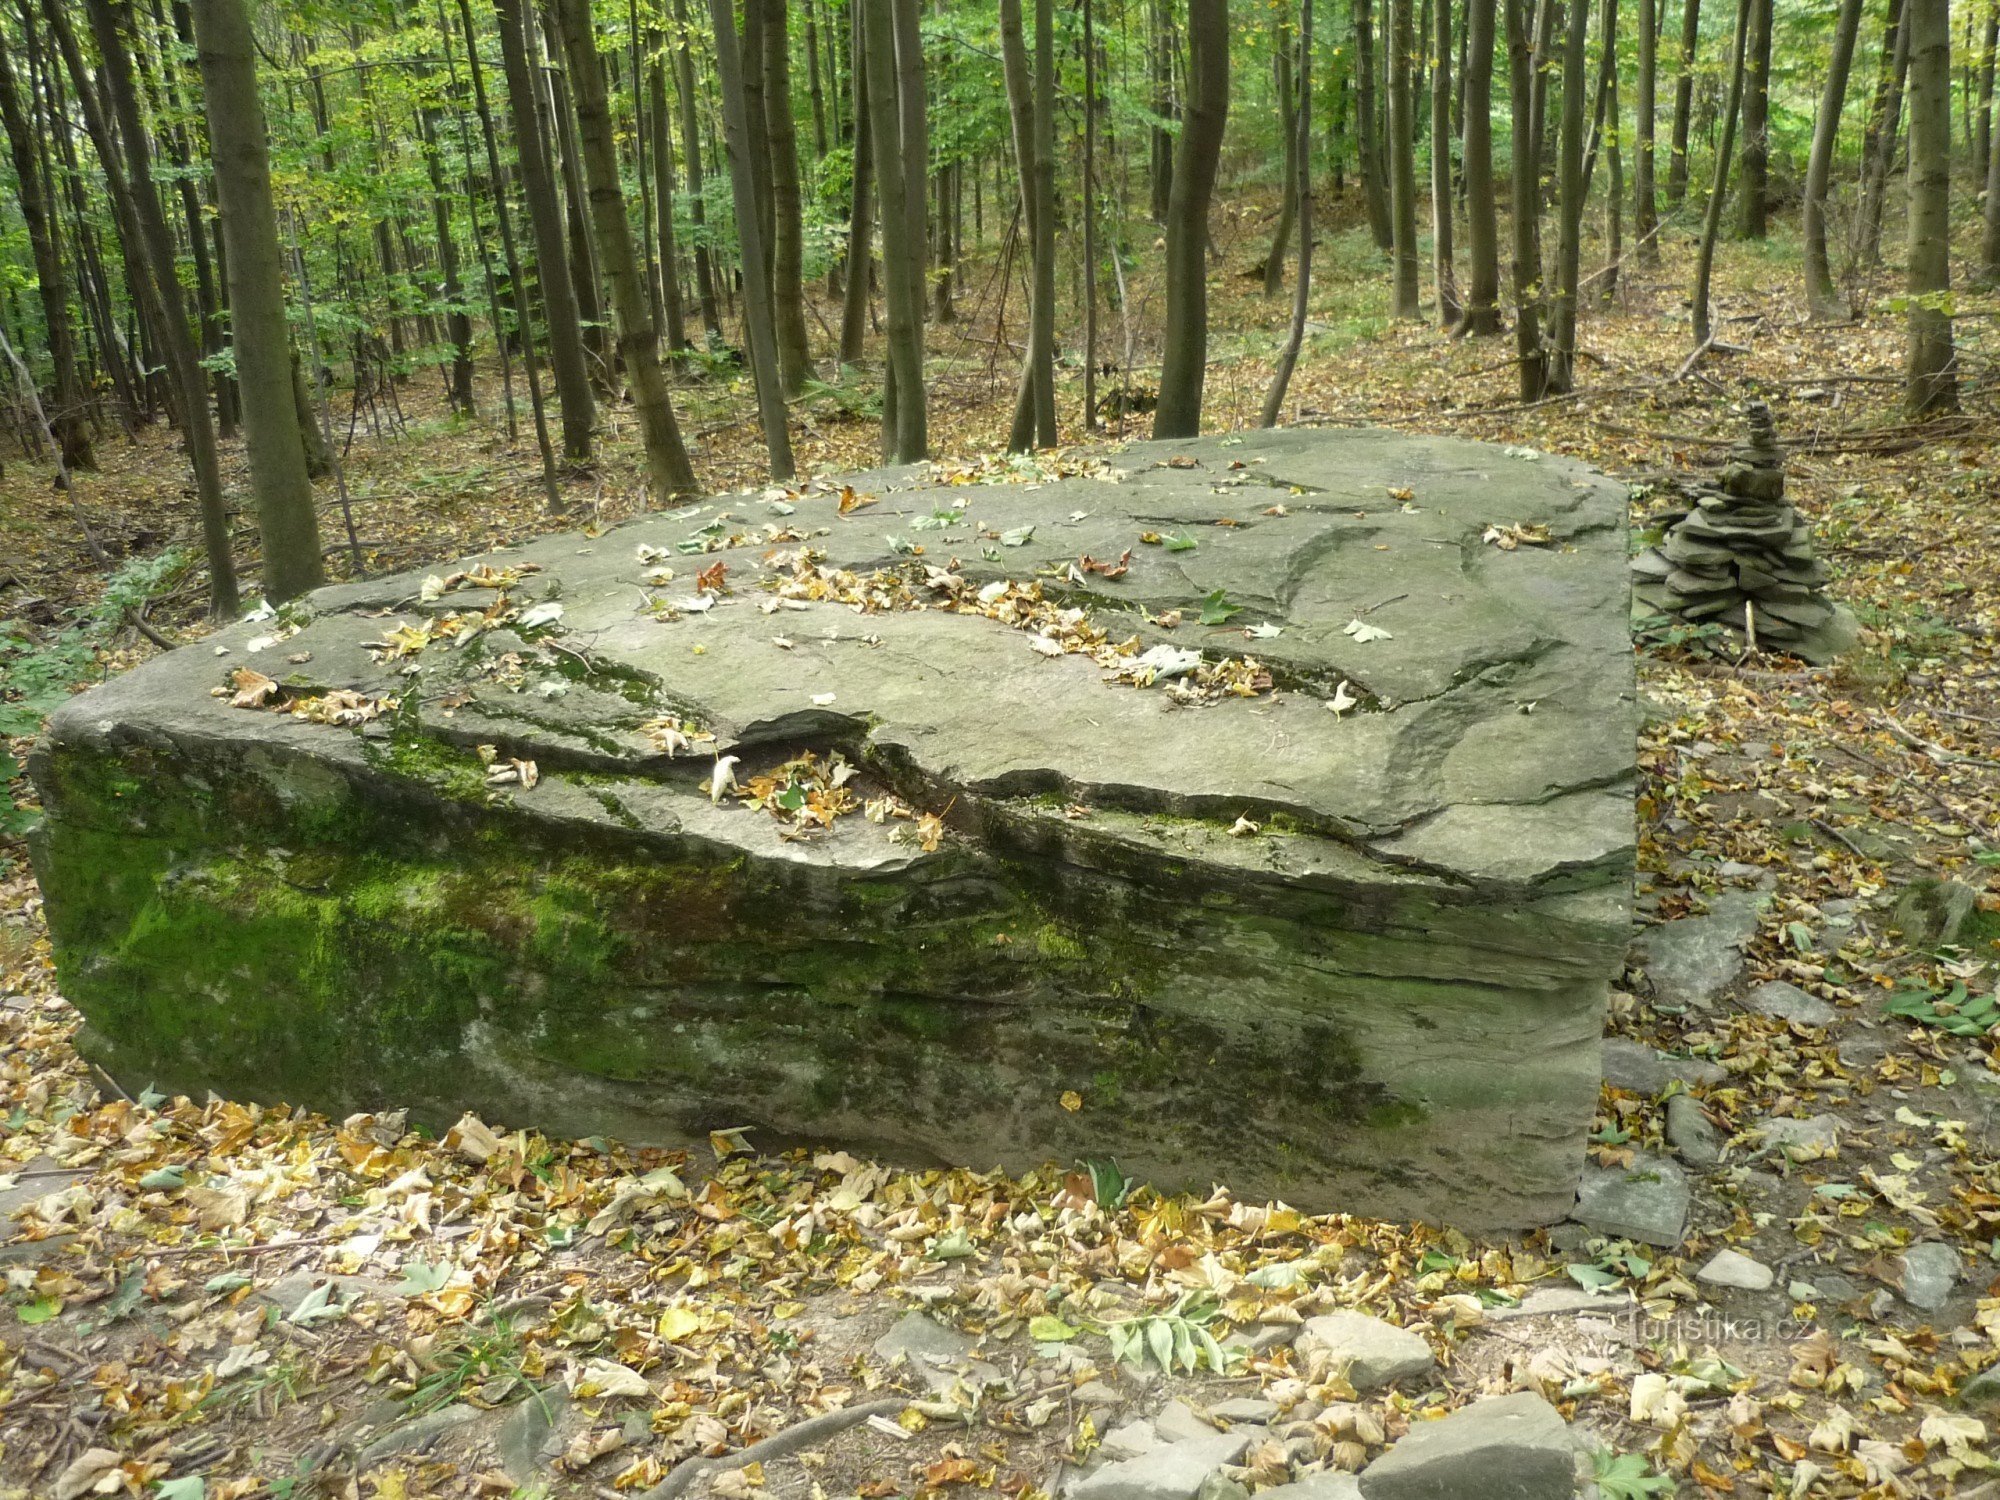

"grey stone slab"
[359, 1403, 481, 1465]
[1255, 1476, 1362, 1500]
[1601, 1040, 1725, 1095]
[1631, 891, 1767, 1009]
[1357, 1392, 1575, 1500]
[1741, 980, 1835, 1027]
[1666, 1094, 1721, 1167]
[30, 430, 1635, 1231]
[1756, 1115, 1841, 1162]
[1900, 1242, 1962, 1312]
[1697, 1250, 1774, 1292]
[1071, 1428, 1253, 1500]
[1298, 1311, 1436, 1392]
[1572, 1156, 1689, 1248]
[496, 1386, 567, 1483]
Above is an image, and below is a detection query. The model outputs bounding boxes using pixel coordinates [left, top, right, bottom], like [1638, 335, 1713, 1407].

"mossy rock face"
[30, 431, 1637, 1231]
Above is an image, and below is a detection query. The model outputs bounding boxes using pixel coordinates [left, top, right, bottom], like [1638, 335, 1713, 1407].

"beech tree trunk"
[671, 0, 723, 343]
[1154, 0, 1228, 438]
[1462, 0, 1502, 333]
[1354, 0, 1393, 247]
[862, 0, 926, 460]
[1001, 0, 1058, 450]
[837, 0, 873, 368]
[190, 0, 325, 601]
[76, 0, 239, 614]
[1634, 0, 1658, 263]
[1387, 0, 1421, 317]
[0, 23, 92, 470]
[1905, 0, 1958, 414]
[551, 0, 698, 496]
[1857, 0, 1912, 269]
[1505, 0, 1549, 397]
[495, 0, 595, 461]
[761, 0, 813, 394]
[1431, 0, 1458, 325]
[1262, 0, 1315, 424]
[1692, 0, 1750, 348]
[1548, 0, 1587, 390]
[1736, 0, 1771, 238]
[1806, 0, 1865, 314]
[1666, 0, 1700, 204]
[1265, 21, 1299, 298]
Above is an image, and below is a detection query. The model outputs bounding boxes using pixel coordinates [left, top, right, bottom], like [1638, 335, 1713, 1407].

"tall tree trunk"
[75, 0, 239, 614]
[456, 0, 562, 512]
[648, 51, 688, 352]
[550, 0, 697, 497]
[1387, 0, 1421, 315]
[837, 0, 873, 368]
[1905, 0, 1957, 414]
[1857, 0, 1912, 269]
[1431, 0, 1458, 324]
[1736, 0, 1771, 237]
[707, 0, 795, 476]
[1548, 0, 1586, 389]
[1979, 5, 1997, 182]
[1082, 0, 1100, 430]
[536, 15, 607, 383]
[1002, 0, 1058, 450]
[189, 0, 324, 601]
[1505, 0, 1549, 397]
[417, 104, 477, 415]
[1691, 0, 1750, 348]
[671, 0, 724, 342]
[1984, 26, 2000, 283]
[1265, 21, 1299, 297]
[1599, 0, 1622, 303]
[158, 0, 236, 438]
[761, 0, 813, 394]
[1667, 0, 1700, 203]
[1806, 0, 1865, 314]
[1153, 0, 1228, 437]
[1354, 0, 1394, 246]
[804, 0, 829, 159]
[1263, 0, 1315, 423]
[862, 0, 926, 460]
[1634, 0, 1658, 262]
[1150, 0, 1176, 220]
[1462, 0, 1501, 332]
[495, 0, 595, 461]
[0, 23, 92, 469]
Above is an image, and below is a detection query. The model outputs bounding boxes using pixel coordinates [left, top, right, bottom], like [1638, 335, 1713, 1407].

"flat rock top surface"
[55, 429, 1635, 897]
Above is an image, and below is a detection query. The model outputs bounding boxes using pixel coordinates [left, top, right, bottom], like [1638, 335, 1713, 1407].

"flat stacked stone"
[30, 429, 1635, 1232]
[1632, 403, 1855, 661]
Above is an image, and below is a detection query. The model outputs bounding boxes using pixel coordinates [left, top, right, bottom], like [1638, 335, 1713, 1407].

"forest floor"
[4, 206, 2000, 1500]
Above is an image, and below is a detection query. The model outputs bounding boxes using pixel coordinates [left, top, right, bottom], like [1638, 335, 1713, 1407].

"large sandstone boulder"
[30, 429, 1634, 1229]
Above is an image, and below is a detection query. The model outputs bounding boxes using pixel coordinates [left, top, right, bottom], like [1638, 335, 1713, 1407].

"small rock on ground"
[1631, 890, 1766, 1009]
[1756, 1114, 1841, 1161]
[1254, 1475, 1362, 1500]
[1209, 1397, 1279, 1424]
[1665, 1094, 1721, 1167]
[1297, 1311, 1436, 1392]
[1572, 1156, 1689, 1248]
[1154, 1400, 1219, 1443]
[1697, 1249, 1775, 1292]
[359, 1403, 481, 1465]
[1900, 1241, 1962, 1311]
[496, 1387, 567, 1483]
[1601, 1039, 1726, 1095]
[1070, 1428, 1252, 1500]
[1741, 979, 1836, 1027]
[1357, 1391, 1575, 1499]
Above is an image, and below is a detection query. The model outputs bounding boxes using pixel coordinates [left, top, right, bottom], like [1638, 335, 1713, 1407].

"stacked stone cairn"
[1632, 402, 1851, 660]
